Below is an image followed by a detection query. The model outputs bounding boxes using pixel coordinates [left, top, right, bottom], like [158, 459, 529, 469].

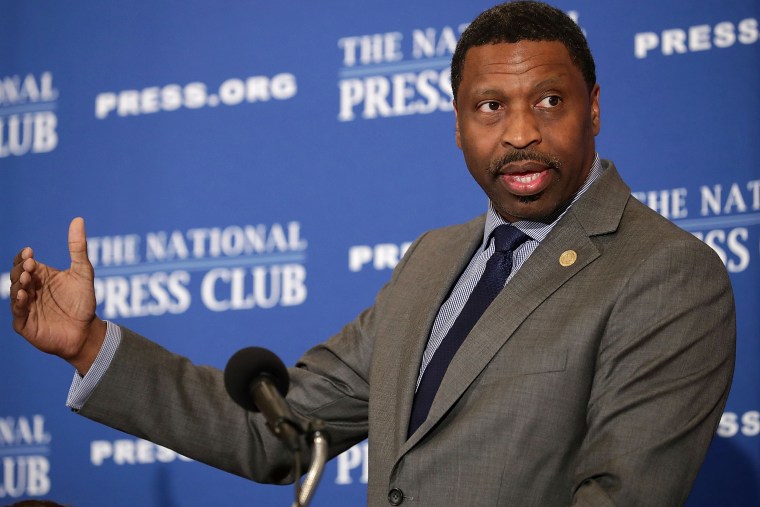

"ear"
[590, 84, 601, 136]
[453, 100, 462, 149]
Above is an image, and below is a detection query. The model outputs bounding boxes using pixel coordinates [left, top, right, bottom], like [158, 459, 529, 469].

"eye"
[477, 101, 502, 112]
[537, 95, 562, 108]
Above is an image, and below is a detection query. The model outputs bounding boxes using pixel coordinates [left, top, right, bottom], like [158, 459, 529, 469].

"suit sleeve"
[77, 231, 428, 485]
[571, 239, 736, 506]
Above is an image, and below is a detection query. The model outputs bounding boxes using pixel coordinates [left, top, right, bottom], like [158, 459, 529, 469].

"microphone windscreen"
[224, 346, 290, 412]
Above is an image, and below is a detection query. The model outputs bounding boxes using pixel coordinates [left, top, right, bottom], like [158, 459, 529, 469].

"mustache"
[487, 150, 562, 176]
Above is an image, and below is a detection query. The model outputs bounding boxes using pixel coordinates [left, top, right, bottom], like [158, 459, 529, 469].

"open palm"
[10, 218, 102, 366]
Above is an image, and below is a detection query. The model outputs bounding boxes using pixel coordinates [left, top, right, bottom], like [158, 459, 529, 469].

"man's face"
[454, 40, 600, 223]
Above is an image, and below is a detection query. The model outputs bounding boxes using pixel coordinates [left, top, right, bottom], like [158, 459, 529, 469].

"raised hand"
[10, 217, 106, 374]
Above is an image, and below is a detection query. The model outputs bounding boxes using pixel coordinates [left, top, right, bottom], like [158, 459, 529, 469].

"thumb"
[68, 217, 93, 275]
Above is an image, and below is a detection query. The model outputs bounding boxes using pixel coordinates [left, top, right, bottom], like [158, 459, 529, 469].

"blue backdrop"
[1, 1, 758, 505]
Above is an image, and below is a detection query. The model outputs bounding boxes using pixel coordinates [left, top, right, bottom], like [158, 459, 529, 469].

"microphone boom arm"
[250, 375, 304, 452]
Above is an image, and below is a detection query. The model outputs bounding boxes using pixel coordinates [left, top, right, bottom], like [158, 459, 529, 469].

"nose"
[501, 107, 541, 149]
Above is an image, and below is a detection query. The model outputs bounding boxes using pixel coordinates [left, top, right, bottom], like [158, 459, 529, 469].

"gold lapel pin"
[559, 250, 577, 267]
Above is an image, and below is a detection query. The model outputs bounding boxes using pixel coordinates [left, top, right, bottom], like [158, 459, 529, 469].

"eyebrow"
[470, 75, 567, 98]
[532, 76, 564, 90]
[471, 88, 502, 98]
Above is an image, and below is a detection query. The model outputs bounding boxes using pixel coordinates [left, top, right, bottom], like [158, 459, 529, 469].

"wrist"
[70, 317, 107, 376]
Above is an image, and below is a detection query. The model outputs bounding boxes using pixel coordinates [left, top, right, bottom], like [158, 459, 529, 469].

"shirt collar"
[481, 153, 603, 250]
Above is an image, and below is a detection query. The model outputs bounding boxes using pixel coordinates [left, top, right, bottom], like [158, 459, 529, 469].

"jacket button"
[388, 488, 404, 505]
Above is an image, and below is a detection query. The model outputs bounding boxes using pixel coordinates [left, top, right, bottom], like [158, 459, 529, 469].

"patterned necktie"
[408, 224, 530, 437]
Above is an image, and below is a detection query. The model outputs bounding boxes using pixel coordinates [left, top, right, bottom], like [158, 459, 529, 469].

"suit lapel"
[375, 217, 486, 453]
[399, 160, 631, 453]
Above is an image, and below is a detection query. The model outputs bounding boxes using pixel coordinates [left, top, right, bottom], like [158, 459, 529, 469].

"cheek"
[542, 123, 586, 161]
[459, 140, 486, 169]
[461, 135, 500, 168]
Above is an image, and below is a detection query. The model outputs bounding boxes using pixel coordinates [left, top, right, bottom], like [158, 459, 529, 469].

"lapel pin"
[559, 250, 577, 267]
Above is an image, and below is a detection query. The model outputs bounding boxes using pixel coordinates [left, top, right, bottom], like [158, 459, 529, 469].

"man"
[10, 2, 735, 505]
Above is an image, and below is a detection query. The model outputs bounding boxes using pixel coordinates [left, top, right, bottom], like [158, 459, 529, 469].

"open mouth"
[500, 167, 552, 196]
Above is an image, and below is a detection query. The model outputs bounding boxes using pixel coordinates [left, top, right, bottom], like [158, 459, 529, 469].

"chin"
[517, 195, 541, 204]
[499, 202, 558, 223]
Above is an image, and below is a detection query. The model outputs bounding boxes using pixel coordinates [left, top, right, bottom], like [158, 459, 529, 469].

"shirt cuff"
[66, 320, 122, 411]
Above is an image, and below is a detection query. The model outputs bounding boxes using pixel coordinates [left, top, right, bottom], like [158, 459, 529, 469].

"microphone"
[224, 346, 330, 507]
[224, 346, 303, 452]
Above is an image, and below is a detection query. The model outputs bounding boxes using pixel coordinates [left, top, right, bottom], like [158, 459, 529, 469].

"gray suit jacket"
[80, 160, 735, 506]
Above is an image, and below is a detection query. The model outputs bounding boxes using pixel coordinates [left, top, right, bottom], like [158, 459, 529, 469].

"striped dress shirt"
[416, 154, 603, 388]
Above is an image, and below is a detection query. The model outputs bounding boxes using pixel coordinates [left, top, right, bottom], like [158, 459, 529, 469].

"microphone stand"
[293, 424, 328, 507]
[268, 412, 328, 507]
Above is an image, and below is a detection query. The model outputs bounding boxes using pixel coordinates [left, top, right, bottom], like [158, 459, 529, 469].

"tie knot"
[491, 224, 530, 253]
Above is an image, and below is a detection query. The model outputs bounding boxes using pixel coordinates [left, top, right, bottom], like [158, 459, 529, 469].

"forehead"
[459, 40, 580, 93]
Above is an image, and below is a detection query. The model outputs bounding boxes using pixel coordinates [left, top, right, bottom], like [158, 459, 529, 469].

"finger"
[9, 278, 21, 302]
[10, 256, 36, 303]
[10, 269, 35, 302]
[10, 287, 29, 317]
[10, 260, 24, 284]
[68, 217, 92, 276]
[9, 255, 36, 284]
[12, 246, 33, 267]
[19, 269, 32, 287]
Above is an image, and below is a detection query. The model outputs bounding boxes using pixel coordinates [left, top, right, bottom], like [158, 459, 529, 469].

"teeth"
[513, 173, 540, 183]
